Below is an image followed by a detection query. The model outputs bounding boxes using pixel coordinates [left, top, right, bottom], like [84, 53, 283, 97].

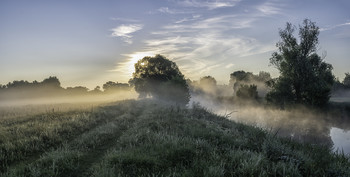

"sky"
[1, 0, 349, 89]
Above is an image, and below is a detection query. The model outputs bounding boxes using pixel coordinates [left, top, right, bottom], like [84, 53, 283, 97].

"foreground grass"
[1, 99, 349, 176]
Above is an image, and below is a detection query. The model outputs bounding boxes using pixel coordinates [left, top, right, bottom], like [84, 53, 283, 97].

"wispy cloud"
[158, 7, 175, 14]
[157, 7, 191, 14]
[110, 17, 139, 23]
[320, 22, 350, 31]
[175, 15, 201, 23]
[111, 24, 143, 44]
[178, 0, 241, 10]
[113, 5, 276, 80]
[134, 15, 273, 78]
[257, 1, 283, 15]
[163, 15, 253, 31]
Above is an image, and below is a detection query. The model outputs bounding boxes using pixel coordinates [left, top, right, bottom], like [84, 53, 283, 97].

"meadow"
[0, 99, 349, 177]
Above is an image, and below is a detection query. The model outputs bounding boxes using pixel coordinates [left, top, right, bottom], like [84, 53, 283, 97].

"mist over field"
[1, 0, 350, 175]
[1, 61, 350, 176]
[0, 91, 137, 107]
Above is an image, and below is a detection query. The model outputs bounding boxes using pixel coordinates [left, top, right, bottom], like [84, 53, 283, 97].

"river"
[192, 96, 350, 155]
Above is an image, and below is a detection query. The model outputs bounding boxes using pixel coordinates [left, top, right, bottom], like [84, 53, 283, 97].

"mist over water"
[190, 91, 350, 154]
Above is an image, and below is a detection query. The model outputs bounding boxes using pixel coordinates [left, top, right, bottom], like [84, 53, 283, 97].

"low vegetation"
[1, 99, 349, 177]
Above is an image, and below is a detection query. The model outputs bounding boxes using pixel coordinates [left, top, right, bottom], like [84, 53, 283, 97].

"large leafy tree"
[267, 19, 334, 107]
[129, 54, 190, 105]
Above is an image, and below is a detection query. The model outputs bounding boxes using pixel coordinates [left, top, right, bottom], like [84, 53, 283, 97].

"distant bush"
[236, 84, 258, 99]
[230, 70, 271, 98]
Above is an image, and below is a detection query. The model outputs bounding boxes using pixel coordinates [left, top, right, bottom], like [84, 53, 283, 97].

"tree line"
[0, 76, 132, 100]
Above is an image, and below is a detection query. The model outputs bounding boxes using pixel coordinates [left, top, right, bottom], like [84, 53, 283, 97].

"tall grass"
[1, 99, 349, 176]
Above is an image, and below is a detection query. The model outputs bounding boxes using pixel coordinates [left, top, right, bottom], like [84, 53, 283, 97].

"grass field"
[0, 99, 349, 176]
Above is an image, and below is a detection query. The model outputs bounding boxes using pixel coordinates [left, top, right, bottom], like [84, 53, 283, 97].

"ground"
[0, 99, 349, 176]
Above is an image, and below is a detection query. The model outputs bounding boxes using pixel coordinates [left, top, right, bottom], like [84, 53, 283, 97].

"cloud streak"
[178, 0, 241, 10]
[157, 7, 192, 14]
[111, 24, 143, 44]
[257, 1, 282, 15]
[110, 17, 140, 23]
[135, 14, 274, 78]
[320, 22, 350, 31]
[113, 2, 279, 80]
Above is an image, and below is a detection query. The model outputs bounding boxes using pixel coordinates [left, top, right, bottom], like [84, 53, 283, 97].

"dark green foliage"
[230, 71, 254, 91]
[0, 76, 134, 101]
[332, 73, 350, 97]
[66, 86, 89, 94]
[236, 84, 258, 99]
[4, 76, 62, 90]
[230, 71, 271, 85]
[257, 71, 272, 82]
[41, 76, 61, 89]
[268, 19, 334, 107]
[230, 70, 271, 98]
[343, 73, 350, 87]
[102, 81, 130, 92]
[129, 54, 190, 105]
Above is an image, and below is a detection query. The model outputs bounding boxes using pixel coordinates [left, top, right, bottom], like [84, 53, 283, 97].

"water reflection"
[230, 105, 350, 154]
[229, 106, 334, 148]
[331, 127, 350, 154]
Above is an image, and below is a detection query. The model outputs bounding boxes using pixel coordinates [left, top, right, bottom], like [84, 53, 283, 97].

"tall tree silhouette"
[129, 54, 190, 105]
[267, 19, 334, 107]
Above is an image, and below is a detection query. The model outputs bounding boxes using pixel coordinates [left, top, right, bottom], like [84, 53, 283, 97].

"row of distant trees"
[332, 73, 350, 97]
[192, 70, 350, 101]
[0, 76, 132, 100]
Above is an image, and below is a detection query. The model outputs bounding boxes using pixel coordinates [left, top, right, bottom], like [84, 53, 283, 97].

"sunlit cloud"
[178, 0, 241, 10]
[111, 24, 143, 44]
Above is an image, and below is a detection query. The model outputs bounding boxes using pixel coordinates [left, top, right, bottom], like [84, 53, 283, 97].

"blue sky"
[1, 0, 349, 89]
